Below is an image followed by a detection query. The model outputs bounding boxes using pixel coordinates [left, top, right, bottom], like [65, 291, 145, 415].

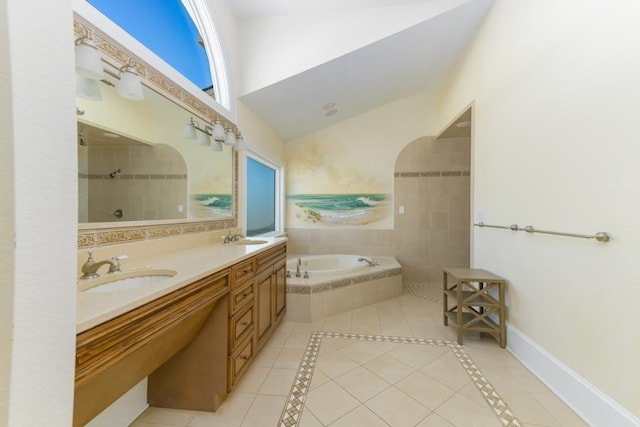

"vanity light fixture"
[197, 130, 211, 146]
[224, 128, 237, 146]
[75, 32, 104, 80]
[183, 116, 242, 151]
[211, 117, 225, 142]
[235, 133, 246, 151]
[76, 76, 102, 101]
[183, 117, 213, 146]
[211, 139, 223, 152]
[183, 118, 197, 139]
[117, 62, 144, 101]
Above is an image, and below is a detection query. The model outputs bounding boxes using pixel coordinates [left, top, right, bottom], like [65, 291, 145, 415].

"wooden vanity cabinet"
[255, 243, 287, 351]
[227, 257, 257, 390]
[75, 241, 287, 425]
[75, 269, 230, 427]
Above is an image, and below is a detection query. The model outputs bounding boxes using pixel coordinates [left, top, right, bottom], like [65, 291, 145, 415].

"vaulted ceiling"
[224, 0, 493, 141]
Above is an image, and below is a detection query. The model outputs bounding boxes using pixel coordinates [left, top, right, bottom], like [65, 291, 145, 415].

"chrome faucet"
[80, 250, 128, 279]
[358, 257, 377, 267]
[223, 231, 245, 244]
[296, 258, 302, 277]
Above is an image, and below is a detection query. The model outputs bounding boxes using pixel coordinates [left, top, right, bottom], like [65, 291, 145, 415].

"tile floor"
[131, 287, 587, 427]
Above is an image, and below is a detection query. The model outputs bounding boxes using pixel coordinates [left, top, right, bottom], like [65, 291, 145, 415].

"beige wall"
[436, 0, 640, 417]
[395, 136, 470, 283]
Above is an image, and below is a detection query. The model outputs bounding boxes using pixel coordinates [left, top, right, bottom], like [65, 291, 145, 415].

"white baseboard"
[84, 378, 149, 427]
[506, 323, 640, 427]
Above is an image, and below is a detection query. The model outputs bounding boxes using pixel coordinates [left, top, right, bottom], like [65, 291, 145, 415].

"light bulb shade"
[212, 120, 225, 142]
[76, 76, 102, 101]
[196, 130, 211, 146]
[182, 122, 196, 139]
[235, 134, 246, 151]
[211, 140, 223, 152]
[117, 66, 144, 101]
[224, 128, 236, 146]
[75, 37, 104, 80]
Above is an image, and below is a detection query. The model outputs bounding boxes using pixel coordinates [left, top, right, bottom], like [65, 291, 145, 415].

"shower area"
[394, 109, 471, 287]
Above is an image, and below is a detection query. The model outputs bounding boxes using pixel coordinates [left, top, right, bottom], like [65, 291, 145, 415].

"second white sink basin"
[82, 269, 177, 293]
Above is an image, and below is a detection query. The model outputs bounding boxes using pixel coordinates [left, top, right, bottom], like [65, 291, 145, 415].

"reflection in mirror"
[77, 81, 233, 224]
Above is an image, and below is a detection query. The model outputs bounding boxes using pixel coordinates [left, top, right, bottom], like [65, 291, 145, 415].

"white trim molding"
[506, 323, 640, 427]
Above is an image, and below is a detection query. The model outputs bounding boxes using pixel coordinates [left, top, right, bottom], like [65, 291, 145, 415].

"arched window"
[86, 0, 229, 107]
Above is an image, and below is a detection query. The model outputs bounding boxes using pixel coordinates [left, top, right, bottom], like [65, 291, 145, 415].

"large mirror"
[78, 84, 233, 223]
[75, 15, 237, 239]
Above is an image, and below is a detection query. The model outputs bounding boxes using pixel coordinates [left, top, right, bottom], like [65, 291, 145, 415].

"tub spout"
[358, 257, 377, 267]
[296, 258, 302, 277]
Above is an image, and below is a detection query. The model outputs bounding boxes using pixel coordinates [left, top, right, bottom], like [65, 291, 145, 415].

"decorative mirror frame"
[75, 14, 238, 249]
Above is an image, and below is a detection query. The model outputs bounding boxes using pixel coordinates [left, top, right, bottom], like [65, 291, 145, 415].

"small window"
[246, 156, 281, 237]
[87, 0, 214, 92]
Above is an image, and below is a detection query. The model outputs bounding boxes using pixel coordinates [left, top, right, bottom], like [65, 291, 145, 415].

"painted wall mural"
[288, 193, 391, 226]
[286, 137, 394, 229]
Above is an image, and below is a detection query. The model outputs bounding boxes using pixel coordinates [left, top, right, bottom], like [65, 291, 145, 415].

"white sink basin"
[81, 269, 177, 293]
[232, 239, 268, 245]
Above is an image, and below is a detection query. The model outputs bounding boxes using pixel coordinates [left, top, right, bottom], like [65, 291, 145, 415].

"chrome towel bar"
[474, 222, 610, 242]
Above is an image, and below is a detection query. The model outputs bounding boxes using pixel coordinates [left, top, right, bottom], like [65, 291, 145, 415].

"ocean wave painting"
[191, 193, 233, 218]
[288, 194, 391, 226]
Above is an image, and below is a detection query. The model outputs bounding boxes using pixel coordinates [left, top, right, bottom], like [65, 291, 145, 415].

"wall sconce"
[75, 33, 104, 80]
[117, 62, 144, 101]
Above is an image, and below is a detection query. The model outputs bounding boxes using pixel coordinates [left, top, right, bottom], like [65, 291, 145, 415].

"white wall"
[436, 0, 640, 419]
[236, 0, 469, 95]
[1, 0, 78, 425]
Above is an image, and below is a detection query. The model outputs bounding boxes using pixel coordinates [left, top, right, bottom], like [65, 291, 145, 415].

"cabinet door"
[274, 257, 286, 322]
[255, 268, 273, 347]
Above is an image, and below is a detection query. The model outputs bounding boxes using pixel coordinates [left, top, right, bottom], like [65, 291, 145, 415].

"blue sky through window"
[87, 0, 213, 90]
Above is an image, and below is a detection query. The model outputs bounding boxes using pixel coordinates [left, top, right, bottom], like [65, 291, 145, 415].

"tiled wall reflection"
[79, 143, 188, 223]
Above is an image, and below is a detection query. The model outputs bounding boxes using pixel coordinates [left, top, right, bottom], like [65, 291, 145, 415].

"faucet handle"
[108, 254, 128, 273]
[86, 250, 95, 263]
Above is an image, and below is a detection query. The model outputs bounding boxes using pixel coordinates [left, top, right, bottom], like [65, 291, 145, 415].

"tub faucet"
[80, 250, 128, 279]
[296, 258, 302, 277]
[358, 257, 377, 267]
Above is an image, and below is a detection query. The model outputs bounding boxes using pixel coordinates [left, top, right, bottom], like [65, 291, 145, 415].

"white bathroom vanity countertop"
[76, 237, 287, 333]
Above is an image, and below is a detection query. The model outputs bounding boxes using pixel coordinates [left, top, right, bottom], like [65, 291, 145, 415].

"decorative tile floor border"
[278, 332, 523, 427]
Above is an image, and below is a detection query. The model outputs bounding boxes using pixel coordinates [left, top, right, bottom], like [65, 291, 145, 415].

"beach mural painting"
[191, 194, 233, 218]
[288, 193, 391, 226]
[286, 136, 395, 229]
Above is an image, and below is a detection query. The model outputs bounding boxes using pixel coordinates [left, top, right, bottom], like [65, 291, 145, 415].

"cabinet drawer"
[228, 335, 254, 389]
[229, 304, 254, 351]
[229, 280, 254, 315]
[256, 244, 286, 272]
[231, 258, 255, 287]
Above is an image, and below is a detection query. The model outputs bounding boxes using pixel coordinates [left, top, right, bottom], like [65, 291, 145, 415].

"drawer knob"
[242, 292, 249, 297]
[241, 321, 250, 326]
[241, 355, 249, 360]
